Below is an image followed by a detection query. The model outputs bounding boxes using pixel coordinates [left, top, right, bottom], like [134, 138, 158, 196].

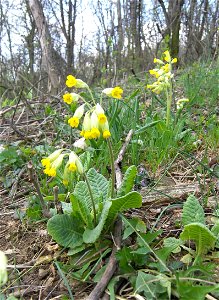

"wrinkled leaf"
[180, 222, 216, 255]
[182, 195, 205, 226]
[47, 214, 83, 248]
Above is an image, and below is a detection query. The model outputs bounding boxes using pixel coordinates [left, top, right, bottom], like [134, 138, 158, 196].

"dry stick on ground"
[27, 161, 50, 218]
[87, 129, 134, 300]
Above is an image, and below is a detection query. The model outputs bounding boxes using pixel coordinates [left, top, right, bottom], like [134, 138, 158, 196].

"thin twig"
[114, 129, 134, 189]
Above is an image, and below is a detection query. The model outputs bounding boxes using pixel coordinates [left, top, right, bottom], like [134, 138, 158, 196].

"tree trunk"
[169, 0, 184, 59]
[28, 0, 62, 91]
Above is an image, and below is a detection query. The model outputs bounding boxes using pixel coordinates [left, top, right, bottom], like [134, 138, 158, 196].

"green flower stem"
[166, 64, 173, 127]
[166, 88, 171, 127]
[107, 139, 115, 198]
[84, 173, 97, 227]
[79, 95, 92, 109]
[100, 93, 103, 105]
[86, 86, 96, 106]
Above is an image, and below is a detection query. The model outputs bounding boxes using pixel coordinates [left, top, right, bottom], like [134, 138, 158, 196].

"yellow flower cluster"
[41, 76, 117, 183]
[80, 104, 111, 140]
[147, 50, 177, 94]
[63, 75, 112, 140]
[41, 149, 83, 184]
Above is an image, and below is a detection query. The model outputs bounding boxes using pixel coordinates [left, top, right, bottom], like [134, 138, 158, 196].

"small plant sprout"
[176, 98, 189, 110]
[147, 50, 177, 127]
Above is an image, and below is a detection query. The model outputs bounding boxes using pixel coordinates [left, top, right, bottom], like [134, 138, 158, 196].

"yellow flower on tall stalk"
[102, 86, 123, 99]
[147, 50, 178, 127]
[68, 104, 85, 128]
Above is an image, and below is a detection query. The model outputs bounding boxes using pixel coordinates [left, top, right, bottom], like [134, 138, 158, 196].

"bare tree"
[28, 0, 65, 91]
[157, 0, 184, 59]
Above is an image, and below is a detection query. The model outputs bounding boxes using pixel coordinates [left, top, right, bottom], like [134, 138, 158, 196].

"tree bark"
[28, 0, 62, 91]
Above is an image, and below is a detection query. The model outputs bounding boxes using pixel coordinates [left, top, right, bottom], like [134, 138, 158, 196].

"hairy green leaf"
[163, 237, 184, 253]
[73, 181, 93, 210]
[182, 195, 205, 226]
[176, 281, 219, 300]
[117, 165, 137, 197]
[83, 201, 112, 244]
[70, 192, 93, 228]
[47, 214, 83, 248]
[105, 191, 142, 229]
[87, 168, 109, 203]
[135, 271, 157, 299]
[180, 222, 216, 255]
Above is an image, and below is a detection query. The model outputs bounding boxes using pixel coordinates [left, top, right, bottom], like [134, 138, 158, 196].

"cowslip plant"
[113, 195, 219, 300]
[147, 50, 189, 127]
[40, 75, 142, 250]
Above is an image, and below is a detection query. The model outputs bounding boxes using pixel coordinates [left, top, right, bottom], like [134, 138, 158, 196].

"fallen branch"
[86, 130, 134, 300]
[141, 182, 201, 207]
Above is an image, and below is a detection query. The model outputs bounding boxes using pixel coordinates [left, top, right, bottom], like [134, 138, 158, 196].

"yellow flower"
[163, 50, 171, 62]
[103, 130, 111, 139]
[44, 167, 56, 177]
[171, 58, 177, 64]
[63, 180, 69, 186]
[68, 163, 77, 171]
[41, 158, 50, 168]
[98, 113, 107, 124]
[111, 86, 123, 99]
[84, 131, 94, 139]
[63, 93, 73, 104]
[66, 75, 77, 87]
[154, 58, 164, 64]
[95, 104, 107, 125]
[102, 86, 123, 99]
[43, 154, 65, 177]
[162, 64, 170, 73]
[68, 151, 84, 174]
[68, 116, 79, 128]
[68, 104, 85, 128]
[81, 112, 91, 139]
[149, 69, 163, 78]
[65, 75, 88, 88]
[41, 149, 63, 168]
[91, 127, 100, 139]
